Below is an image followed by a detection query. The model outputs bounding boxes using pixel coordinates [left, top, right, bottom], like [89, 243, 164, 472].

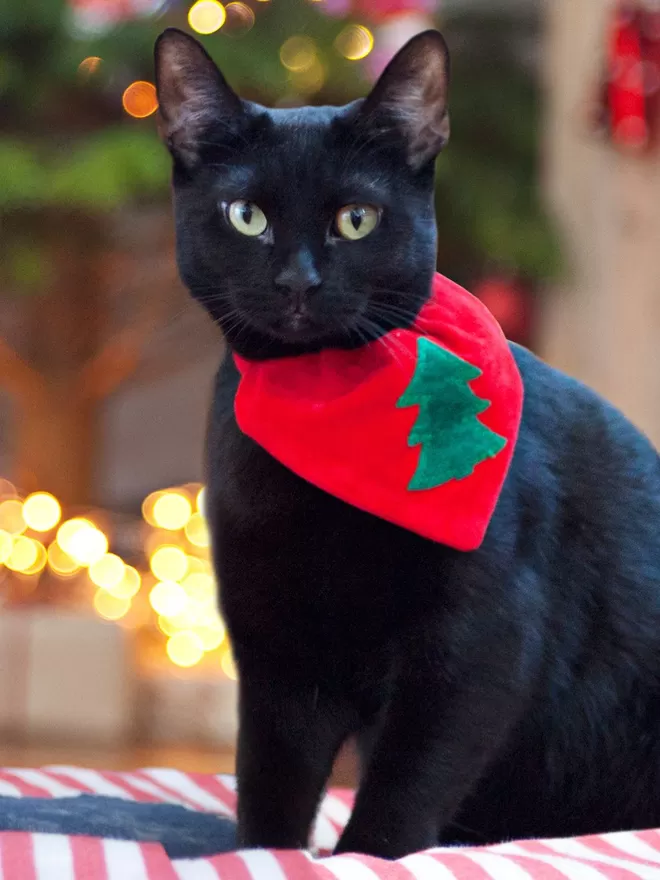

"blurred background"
[0, 0, 657, 782]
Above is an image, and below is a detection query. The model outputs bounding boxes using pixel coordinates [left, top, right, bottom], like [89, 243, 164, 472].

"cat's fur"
[155, 28, 660, 859]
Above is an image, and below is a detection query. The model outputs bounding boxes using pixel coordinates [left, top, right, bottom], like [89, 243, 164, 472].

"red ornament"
[473, 276, 531, 345]
[233, 274, 524, 552]
[352, 0, 437, 23]
[594, 1, 660, 152]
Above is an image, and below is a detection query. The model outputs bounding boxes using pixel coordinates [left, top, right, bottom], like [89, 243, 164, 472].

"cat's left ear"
[154, 28, 244, 167]
[358, 30, 450, 170]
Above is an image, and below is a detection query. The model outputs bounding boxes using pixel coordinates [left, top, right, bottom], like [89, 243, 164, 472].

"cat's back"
[508, 341, 660, 514]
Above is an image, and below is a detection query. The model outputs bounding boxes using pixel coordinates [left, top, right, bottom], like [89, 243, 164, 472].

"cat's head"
[155, 27, 450, 359]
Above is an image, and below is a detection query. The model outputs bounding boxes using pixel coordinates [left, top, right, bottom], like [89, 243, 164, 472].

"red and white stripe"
[2, 768, 660, 879]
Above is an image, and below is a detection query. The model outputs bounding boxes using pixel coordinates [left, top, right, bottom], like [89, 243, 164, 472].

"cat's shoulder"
[510, 341, 659, 467]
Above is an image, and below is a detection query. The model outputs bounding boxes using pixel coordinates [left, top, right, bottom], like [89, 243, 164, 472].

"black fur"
[156, 27, 660, 859]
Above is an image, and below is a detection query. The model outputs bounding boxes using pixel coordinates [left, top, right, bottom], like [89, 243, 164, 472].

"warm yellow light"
[225, 1, 255, 33]
[153, 492, 192, 530]
[188, 0, 226, 34]
[142, 490, 165, 526]
[122, 81, 159, 119]
[182, 571, 215, 602]
[157, 615, 179, 637]
[47, 542, 80, 576]
[184, 512, 211, 548]
[57, 518, 108, 566]
[0, 499, 26, 536]
[289, 57, 326, 95]
[22, 492, 62, 532]
[221, 647, 238, 680]
[185, 555, 210, 575]
[195, 487, 206, 515]
[93, 590, 131, 621]
[5, 536, 38, 572]
[335, 24, 374, 61]
[167, 631, 205, 667]
[150, 545, 188, 582]
[109, 565, 141, 599]
[78, 56, 102, 76]
[0, 530, 12, 564]
[88, 553, 125, 590]
[197, 621, 226, 651]
[280, 36, 317, 72]
[22, 540, 47, 576]
[149, 580, 189, 617]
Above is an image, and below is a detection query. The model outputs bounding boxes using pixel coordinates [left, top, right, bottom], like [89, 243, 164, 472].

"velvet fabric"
[234, 273, 524, 551]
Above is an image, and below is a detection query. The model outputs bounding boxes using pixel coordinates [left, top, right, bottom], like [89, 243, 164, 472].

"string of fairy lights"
[79, 0, 374, 119]
[0, 478, 237, 677]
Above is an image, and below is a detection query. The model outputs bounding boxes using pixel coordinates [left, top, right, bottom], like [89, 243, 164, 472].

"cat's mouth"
[236, 301, 364, 347]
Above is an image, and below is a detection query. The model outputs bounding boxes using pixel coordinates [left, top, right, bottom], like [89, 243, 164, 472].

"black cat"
[155, 27, 660, 859]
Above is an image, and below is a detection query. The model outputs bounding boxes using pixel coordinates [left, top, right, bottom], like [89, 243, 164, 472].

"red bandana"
[234, 273, 524, 551]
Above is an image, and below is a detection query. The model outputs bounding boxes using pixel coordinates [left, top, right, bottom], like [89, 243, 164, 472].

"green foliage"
[0, 129, 168, 209]
[434, 8, 562, 284]
[397, 338, 506, 489]
[0, 0, 561, 288]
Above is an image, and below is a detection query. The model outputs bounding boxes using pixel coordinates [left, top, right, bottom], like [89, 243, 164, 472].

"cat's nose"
[274, 249, 321, 297]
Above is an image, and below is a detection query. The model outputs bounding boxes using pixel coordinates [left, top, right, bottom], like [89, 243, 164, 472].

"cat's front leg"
[335, 617, 530, 859]
[235, 660, 356, 850]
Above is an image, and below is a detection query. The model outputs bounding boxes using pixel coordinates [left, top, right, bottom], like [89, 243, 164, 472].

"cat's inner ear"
[358, 30, 450, 170]
[154, 28, 243, 166]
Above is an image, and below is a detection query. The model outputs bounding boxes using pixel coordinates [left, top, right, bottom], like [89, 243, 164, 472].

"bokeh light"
[47, 541, 80, 576]
[142, 490, 164, 526]
[122, 81, 158, 118]
[149, 580, 189, 617]
[22, 492, 61, 532]
[167, 631, 205, 667]
[93, 590, 131, 621]
[88, 553, 125, 590]
[335, 24, 374, 61]
[22, 540, 47, 576]
[188, 0, 226, 34]
[152, 492, 192, 530]
[0, 499, 26, 536]
[197, 621, 226, 651]
[57, 518, 108, 566]
[224, 2, 255, 34]
[196, 486, 206, 516]
[78, 56, 102, 76]
[110, 565, 142, 600]
[0, 530, 13, 564]
[5, 536, 38, 573]
[221, 647, 238, 680]
[289, 57, 326, 95]
[184, 512, 211, 547]
[181, 571, 215, 602]
[150, 545, 188, 581]
[280, 36, 317, 72]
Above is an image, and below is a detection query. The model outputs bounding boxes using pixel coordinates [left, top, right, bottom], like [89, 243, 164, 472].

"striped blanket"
[1, 767, 660, 878]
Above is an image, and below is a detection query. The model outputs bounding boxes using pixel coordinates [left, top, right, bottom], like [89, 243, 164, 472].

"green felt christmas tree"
[397, 338, 507, 491]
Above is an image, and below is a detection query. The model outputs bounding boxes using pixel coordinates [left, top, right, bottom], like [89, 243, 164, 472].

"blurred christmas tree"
[0, 0, 558, 502]
[0, 0, 557, 280]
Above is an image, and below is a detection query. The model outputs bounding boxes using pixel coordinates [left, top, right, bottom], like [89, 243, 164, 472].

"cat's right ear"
[154, 28, 243, 167]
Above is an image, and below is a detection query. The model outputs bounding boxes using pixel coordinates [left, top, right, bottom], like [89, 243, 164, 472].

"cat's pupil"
[242, 203, 253, 225]
[350, 209, 362, 231]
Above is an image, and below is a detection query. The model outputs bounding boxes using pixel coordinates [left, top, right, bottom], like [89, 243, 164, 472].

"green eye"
[228, 200, 268, 237]
[335, 204, 380, 241]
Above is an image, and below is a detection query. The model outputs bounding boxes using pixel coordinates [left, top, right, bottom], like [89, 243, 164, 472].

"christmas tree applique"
[397, 338, 507, 490]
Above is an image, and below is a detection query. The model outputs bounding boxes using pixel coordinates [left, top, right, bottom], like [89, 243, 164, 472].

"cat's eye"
[227, 200, 268, 237]
[335, 204, 380, 241]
